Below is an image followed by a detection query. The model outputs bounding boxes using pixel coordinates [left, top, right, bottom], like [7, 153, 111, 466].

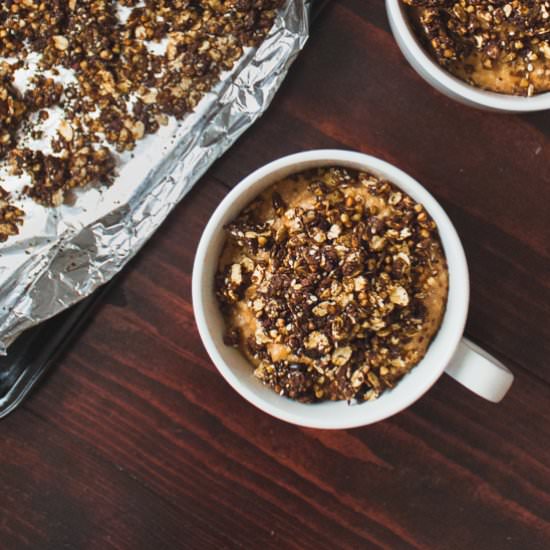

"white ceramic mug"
[386, 0, 550, 113]
[192, 150, 514, 429]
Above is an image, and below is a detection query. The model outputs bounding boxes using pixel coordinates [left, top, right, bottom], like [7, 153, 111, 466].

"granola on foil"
[0, 0, 311, 354]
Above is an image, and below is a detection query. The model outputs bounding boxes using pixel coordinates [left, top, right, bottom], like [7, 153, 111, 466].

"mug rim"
[385, 0, 550, 113]
[192, 150, 470, 429]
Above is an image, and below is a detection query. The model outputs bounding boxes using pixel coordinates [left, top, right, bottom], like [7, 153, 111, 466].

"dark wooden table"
[2, 1, 550, 548]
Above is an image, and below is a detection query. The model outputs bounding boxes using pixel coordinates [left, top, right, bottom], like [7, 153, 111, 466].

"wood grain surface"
[1, 1, 550, 548]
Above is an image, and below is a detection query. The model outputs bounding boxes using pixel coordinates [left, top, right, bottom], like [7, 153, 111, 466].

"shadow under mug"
[192, 150, 514, 429]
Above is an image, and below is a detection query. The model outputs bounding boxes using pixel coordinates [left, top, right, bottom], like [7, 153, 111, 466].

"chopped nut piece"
[390, 285, 410, 306]
[351, 369, 365, 388]
[255, 328, 272, 345]
[327, 224, 342, 240]
[332, 346, 353, 367]
[305, 331, 331, 353]
[58, 121, 74, 142]
[53, 35, 69, 51]
[312, 302, 330, 317]
[230, 263, 243, 285]
[0, 187, 24, 242]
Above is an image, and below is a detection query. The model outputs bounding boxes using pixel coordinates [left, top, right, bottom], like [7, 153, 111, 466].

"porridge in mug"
[403, 0, 550, 96]
[216, 167, 449, 403]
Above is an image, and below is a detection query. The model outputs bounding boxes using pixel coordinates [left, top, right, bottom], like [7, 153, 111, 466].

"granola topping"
[0, 186, 24, 242]
[403, 0, 550, 96]
[216, 167, 449, 403]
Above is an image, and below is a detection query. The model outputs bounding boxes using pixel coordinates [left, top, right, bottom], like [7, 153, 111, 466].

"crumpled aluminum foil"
[0, 0, 311, 354]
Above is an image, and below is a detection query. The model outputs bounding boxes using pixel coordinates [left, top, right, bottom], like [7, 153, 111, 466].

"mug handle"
[445, 338, 514, 403]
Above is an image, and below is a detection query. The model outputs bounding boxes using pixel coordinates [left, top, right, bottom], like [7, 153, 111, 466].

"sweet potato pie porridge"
[216, 167, 449, 403]
[403, 0, 550, 96]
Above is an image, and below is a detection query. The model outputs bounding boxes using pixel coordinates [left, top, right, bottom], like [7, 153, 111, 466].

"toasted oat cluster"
[0, 186, 24, 242]
[403, 0, 550, 96]
[0, 0, 283, 238]
[216, 168, 449, 403]
[0, 72, 27, 160]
